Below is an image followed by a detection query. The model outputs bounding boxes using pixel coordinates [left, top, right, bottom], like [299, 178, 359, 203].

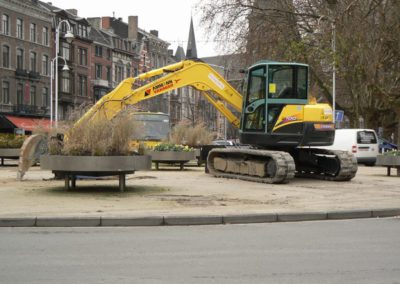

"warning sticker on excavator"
[208, 73, 225, 89]
[269, 83, 276, 94]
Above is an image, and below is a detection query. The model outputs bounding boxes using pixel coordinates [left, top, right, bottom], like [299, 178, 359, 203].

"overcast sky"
[49, 0, 219, 57]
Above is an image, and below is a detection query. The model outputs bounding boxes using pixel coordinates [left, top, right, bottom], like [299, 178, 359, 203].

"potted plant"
[40, 113, 151, 191]
[376, 150, 400, 176]
[145, 143, 195, 170]
[0, 134, 26, 165]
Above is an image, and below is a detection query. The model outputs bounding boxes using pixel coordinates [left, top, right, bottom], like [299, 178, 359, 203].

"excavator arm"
[76, 60, 242, 128]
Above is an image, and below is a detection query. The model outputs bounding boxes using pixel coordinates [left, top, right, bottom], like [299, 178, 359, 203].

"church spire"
[186, 17, 198, 59]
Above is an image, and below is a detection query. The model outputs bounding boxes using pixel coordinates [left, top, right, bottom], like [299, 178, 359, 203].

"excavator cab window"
[267, 65, 307, 100]
[243, 66, 266, 131]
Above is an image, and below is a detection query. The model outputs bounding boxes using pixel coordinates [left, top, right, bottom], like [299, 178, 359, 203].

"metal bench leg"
[119, 174, 125, 192]
[65, 175, 70, 190]
[71, 176, 76, 189]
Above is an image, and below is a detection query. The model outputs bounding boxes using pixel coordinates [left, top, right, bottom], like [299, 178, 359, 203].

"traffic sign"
[335, 110, 344, 122]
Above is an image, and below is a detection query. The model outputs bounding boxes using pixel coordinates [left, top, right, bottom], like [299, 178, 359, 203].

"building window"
[95, 64, 102, 79]
[42, 27, 49, 46]
[106, 66, 111, 82]
[78, 48, 87, 66]
[115, 65, 123, 83]
[42, 54, 49, 75]
[17, 48, 24, 69]
[2, 81, 10, 104]
[78, 75, 87, 96]
[2, 45, 10, 68]
[30, 85, 36, 106]
[61, 72, 70, 93]
[30, 51, 37, 72]
[17, 83, 23, 105]
[42, 87, 49, 107]
[107, 49, 111, 60]
[16, 18, 23, 39]
[77, 24, 88, 38]
[2, 14, 10, 35]
[126, 64, 131, 77]
[61, 42, 70, 61]
[95, 45, 102, 57]
[30, 23, 37, 42]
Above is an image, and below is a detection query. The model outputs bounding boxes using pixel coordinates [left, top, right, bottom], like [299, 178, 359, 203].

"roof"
[2, 115, 50, 132]
[89, 26, 111, 45]
[186, 17, 197, 59]
[174, 46, 186, 61]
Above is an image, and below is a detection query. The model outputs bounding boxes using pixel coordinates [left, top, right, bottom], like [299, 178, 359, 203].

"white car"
[319, 129, 379, 166]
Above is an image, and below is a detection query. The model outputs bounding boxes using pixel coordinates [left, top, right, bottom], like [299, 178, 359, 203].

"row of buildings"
[0, 0, 242, 139]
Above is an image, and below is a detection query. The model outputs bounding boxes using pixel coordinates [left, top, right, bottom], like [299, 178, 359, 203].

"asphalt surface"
[1, 218, 399, 283]
[0, 163, 399, 227]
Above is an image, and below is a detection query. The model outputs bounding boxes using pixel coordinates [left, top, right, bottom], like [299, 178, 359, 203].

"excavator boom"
[76, 60, 242, 129]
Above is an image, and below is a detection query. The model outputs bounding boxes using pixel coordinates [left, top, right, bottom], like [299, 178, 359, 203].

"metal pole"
[332, 20, 336, 125]
[50, 58, 53, 127]
[55, 26, 59, 128]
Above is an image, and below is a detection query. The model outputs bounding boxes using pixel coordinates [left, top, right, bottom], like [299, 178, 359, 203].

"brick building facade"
[0, 0, 52, 124]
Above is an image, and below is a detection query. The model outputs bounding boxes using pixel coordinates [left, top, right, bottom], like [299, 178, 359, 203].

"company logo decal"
[152, 80, 174, 94]
[277, 115, 300, 126]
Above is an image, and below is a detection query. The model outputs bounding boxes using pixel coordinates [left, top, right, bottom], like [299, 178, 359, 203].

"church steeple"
[186, 17, 198, 59]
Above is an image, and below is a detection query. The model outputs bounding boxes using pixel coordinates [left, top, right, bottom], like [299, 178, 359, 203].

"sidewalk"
[0, 163, 399, 226]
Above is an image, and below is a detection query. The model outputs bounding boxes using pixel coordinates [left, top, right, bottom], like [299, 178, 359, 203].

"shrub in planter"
[169, 121, 214, 147]
[152, 143, 193, 152]
[382, 150, 400, 156]
[0, 134, 26, 149]
[52, 111, 141, 156]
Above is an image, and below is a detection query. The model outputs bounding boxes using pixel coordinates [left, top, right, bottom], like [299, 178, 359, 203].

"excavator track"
[207, 148, 296, 184]
[294, 148, 358, 181]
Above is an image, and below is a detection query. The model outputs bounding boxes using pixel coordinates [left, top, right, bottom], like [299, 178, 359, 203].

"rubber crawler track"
[295, 149, 358, 181]
[207, 148, 296, 184]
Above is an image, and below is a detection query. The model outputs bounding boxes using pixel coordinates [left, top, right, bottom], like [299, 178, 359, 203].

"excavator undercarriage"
[207, 147, 358, 184]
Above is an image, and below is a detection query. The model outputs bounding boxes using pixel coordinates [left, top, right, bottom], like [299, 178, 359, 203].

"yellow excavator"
[20, 59, 357, 183]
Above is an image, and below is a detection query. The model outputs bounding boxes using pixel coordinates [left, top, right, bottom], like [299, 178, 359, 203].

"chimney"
[102, 17, 111, 29]
[66, 9, 78, 16]
[128, 16, 138, 41]
[150, 30, 158, 37]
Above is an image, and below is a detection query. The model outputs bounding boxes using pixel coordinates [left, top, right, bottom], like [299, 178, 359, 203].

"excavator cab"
[240, 61, 335, 149]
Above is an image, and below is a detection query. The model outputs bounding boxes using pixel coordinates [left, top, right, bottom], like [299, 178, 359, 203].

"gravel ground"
[0, 161, 399, 217]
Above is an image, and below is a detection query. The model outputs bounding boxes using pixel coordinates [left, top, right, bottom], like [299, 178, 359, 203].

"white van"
[320, 129, 379, 166]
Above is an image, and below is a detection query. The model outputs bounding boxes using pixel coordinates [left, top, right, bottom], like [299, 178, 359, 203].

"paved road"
[0, 218, 399, 283]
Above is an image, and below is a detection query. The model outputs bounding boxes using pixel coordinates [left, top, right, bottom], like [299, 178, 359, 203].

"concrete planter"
[40, 155, 151, 172]
[145, 150, 195, 170]
[376, 155, 400, 176]
[40, 155, 152, 191]
[0, 148, 20, 165]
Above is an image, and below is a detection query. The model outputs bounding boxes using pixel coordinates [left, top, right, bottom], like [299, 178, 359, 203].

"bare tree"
[198, 0, 400, 142]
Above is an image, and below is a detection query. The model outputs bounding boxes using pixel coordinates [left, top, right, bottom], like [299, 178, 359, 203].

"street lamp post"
[327, 0, 337, 125]
[53, 19, 74, 127]
[50, 56, 69, 127]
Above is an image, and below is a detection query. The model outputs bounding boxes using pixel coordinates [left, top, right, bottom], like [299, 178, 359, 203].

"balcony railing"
[14, 69, 41, 81]
[12, 104, 48, 116]
[15, 68, 29, 78]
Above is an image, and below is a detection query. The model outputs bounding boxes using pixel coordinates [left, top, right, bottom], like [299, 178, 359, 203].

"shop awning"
[4, 115, 50, 132]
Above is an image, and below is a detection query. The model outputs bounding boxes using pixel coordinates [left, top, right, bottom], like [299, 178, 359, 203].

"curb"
[0, 209, 399, 227]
